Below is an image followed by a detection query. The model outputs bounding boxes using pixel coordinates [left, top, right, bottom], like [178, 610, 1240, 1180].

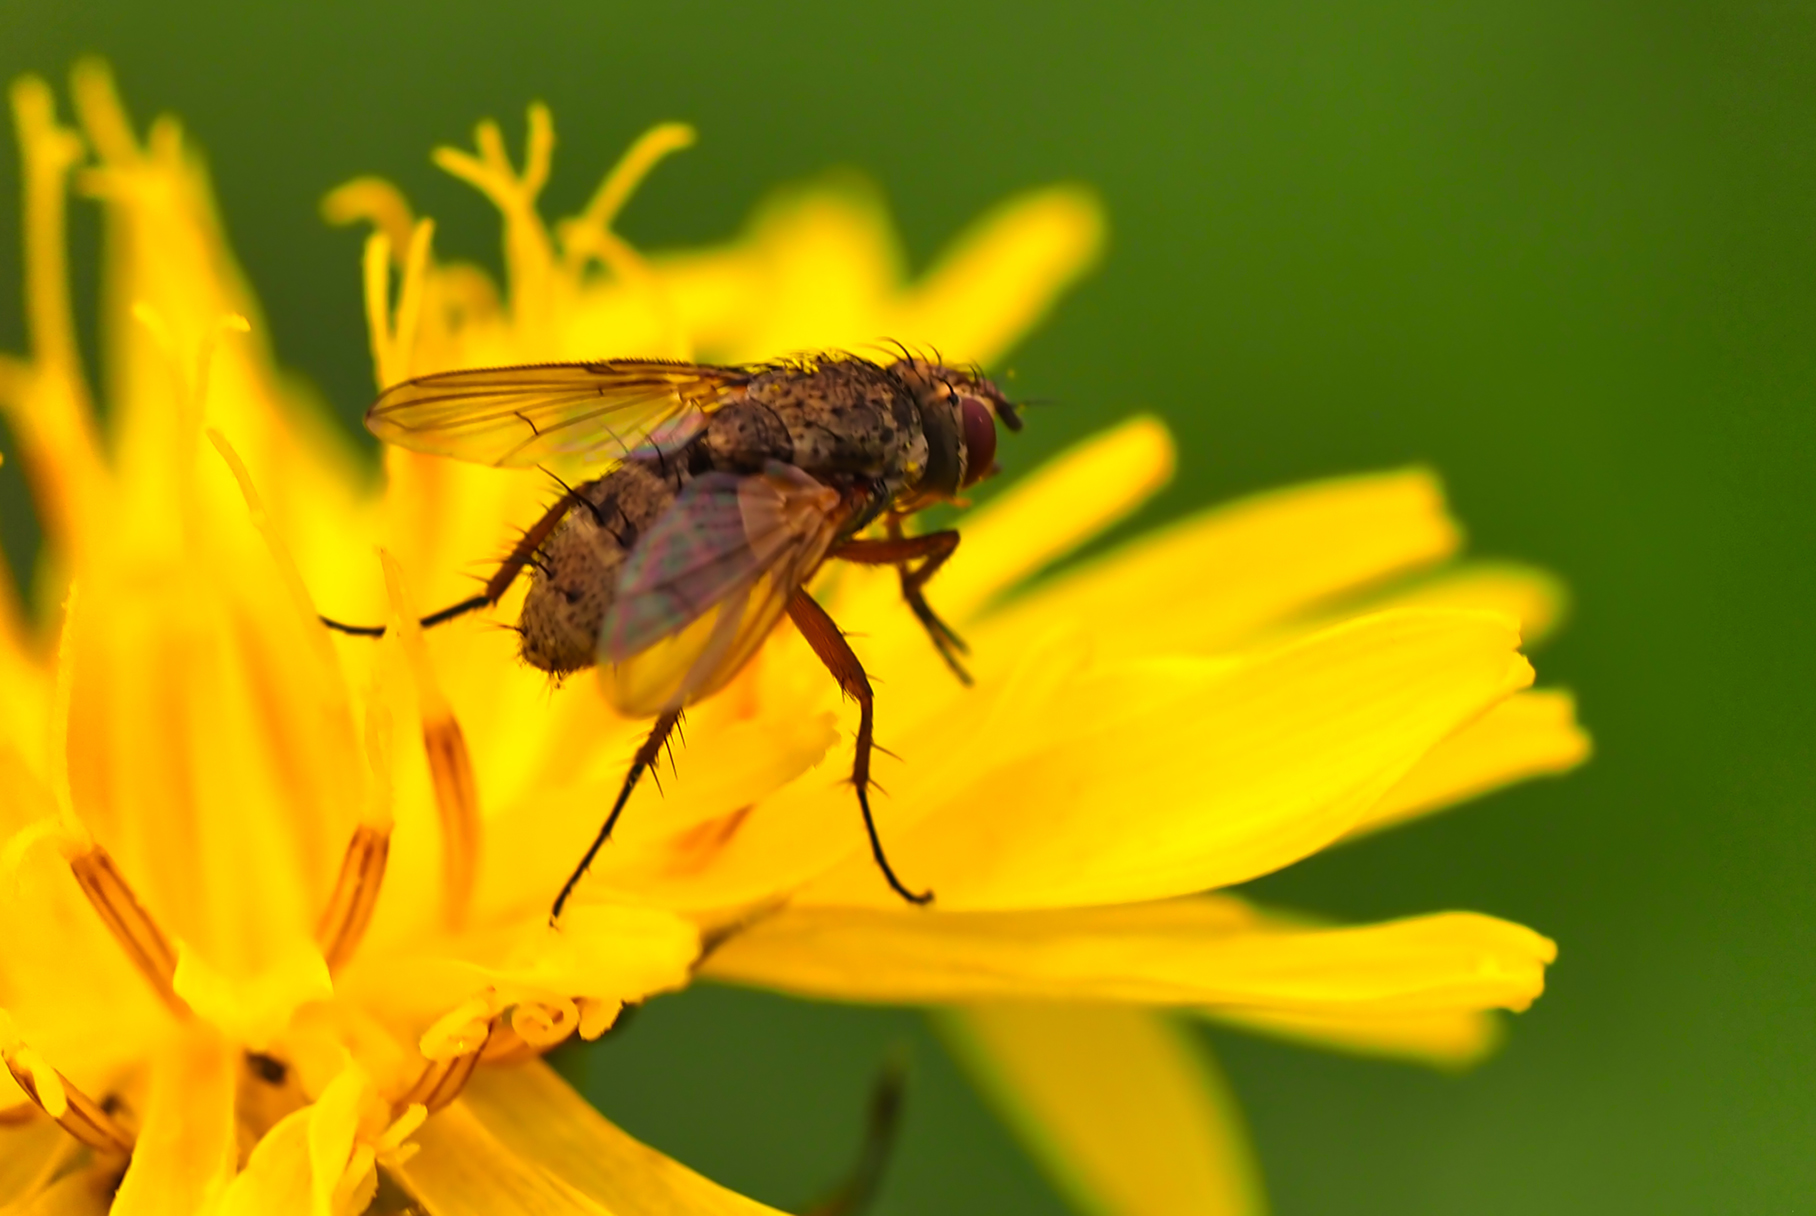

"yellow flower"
[0, 66, 794, 1216]
[0, 59, 1588, 1216]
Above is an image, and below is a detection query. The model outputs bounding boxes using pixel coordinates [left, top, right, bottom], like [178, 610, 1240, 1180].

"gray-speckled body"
[519, 357, 989, 674]
[705, 359, 930, 482]
[519, 458, 689, 675]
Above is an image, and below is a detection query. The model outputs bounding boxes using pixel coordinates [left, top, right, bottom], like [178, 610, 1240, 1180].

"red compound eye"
[959, 396, 998, 488]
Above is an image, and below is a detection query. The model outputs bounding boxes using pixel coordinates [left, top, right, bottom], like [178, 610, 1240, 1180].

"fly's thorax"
[724, 360, 920, 485]
[700, 400, 794, 471]
[519, 461, 683, 674]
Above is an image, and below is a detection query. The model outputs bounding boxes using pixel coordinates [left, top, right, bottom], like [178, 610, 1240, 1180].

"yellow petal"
[0, 639, 50, 814]
[661, 174, 903, 361]
[217, 1064, 377, 1216]
[8, 1164, 116, 1216]
[1351, 689, 1590, 839]
[702, 897, 1554, 1018]
[886, 185, 1106, 365]
[979, 467, 1460, 661]
[459, 1059, 786, 1215]
[0, 1116, 76, 1206]
[66, 487, 363, 975]
[432, 107, 564, 352]
[472, 903, 698, 1002]
[938, 1003, 1263, 1216]
[1339, 562, 1569, 647]
[654, 176, 1101, 368]
[386, 1099, 610, 1215]
[110, 1029, 236, 1216]
[3, 76, 110, 554]
[477, 703, 837, 919]
[70, 61, 365, 574]
[172, 938, 333, 1048]
[341, 903, 697, 1037]
[838, 415, 1175, 627]
[1203, 1006, 1503, 1070]
[216, 1109, 314, 1215]
[0, 821, 169, 1092]
[799, 608, 1533, 909]
[306, 1067, 382, 1216]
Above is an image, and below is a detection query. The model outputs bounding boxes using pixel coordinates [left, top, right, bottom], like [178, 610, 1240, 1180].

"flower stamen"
[0, 1012, 133, 1155]
[322, 177, 416, 265]
[476, 1021, 533, 1065]
[317, 693, 396, 972]
[397, 1019, 494, 1116]
[421, 716, 479, 931]
[315, 824, 391, 974]
[558, 121, 695, 272]
[131, 307, 249, 544]
[376, 1102, 427, 1164]
[49, 585, 190, 1016]
[185, 314, 250, 446]
[507, 997, 579, 1048]
[361, 219, 434, 389]
[67, 846, 188, 1017]
[12, 79, 87, 380]
[47, 584, 87, 842]
[577, 997, 624, 1040]
[67, 58, 137, 169]
[556, 123, 696, 359]
[5, 76, 106, 551]
[207, 427, 365, 762]
[380, 551, 480, 931]
[433, 105, 556, 339]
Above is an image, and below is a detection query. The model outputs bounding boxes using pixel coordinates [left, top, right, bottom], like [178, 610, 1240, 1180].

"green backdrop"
[4, 2, 1810, 1211]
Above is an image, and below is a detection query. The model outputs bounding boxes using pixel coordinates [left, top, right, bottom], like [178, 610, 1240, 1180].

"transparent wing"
[601, 464, 847, 716]
[365, 360, 754, 468]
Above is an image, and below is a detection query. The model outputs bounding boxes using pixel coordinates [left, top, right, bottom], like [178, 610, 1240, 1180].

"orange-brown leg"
[787, 589, 932, 905]
[550, 707, 683, 924]
[319, 494, 577, 637]
[831, 521, 970, 685]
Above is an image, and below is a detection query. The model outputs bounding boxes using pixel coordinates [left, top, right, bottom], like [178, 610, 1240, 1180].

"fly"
[321, 352, 1020, 920]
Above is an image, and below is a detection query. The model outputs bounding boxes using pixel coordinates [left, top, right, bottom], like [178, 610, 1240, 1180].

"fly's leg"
[550, 707, 684, 924]
[786, 589, 932, 906]
[830, 520, 970, 685]
[319, 493, 577, 637]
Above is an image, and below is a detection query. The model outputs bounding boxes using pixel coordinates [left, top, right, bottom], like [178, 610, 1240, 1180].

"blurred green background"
[3, 1, 1810, 1211]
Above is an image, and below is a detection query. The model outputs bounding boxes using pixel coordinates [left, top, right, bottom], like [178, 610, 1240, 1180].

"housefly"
[322, 353, 1020, 920]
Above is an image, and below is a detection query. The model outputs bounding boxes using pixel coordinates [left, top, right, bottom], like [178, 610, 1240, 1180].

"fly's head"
[890, 357, 1022, 502]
